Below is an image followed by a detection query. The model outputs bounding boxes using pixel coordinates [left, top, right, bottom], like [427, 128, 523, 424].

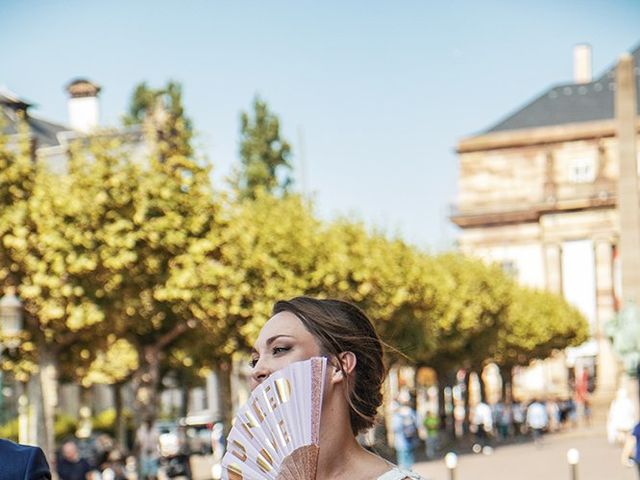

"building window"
[500, 260, 518, 278]
[569, 158, 595, 183]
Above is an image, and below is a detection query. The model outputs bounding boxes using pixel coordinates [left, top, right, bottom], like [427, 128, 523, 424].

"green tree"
[495, 286, 589, 400]
[160, 191, 323, 429]
[123, 81, 193, 158]
[232, 96, 292, 199]
[0, 126, 135, 460]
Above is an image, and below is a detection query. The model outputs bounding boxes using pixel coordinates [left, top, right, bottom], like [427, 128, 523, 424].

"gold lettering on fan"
[264, 385, 278, 411]
[240, 411, 259, 439]
[275, 378, 291, 404]
[257, 448, 274, 473]
[226, 463, 244, 480]
[278, 419, 291, 444]
[252, 398, 266, 422]
[231, 440, 247, 462]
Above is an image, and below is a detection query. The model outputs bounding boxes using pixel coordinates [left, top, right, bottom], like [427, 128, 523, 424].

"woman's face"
[249, 311, 323, 391]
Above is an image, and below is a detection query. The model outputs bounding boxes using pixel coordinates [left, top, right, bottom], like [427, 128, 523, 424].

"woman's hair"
[272, 296, 385, 435]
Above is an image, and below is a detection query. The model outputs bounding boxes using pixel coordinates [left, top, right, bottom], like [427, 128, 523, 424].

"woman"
[249, 296, 424, 480]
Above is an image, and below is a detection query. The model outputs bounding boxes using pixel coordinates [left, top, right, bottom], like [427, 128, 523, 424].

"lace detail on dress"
[376, 466, 426, 480]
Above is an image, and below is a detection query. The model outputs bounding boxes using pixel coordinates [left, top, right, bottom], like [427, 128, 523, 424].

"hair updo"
[272, 296, 385, 435]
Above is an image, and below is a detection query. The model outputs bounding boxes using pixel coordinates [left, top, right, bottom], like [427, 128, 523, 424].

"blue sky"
[1, 1, 639, 249]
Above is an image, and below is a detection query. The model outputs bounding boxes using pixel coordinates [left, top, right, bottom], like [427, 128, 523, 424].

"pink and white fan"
[221, 357, 327, 480]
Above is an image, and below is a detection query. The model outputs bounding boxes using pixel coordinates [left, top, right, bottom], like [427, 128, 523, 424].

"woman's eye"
[272, 346, 290, 355]
[249, 358, 258, 368]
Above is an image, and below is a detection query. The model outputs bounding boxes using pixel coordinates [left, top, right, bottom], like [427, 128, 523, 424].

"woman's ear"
[331, 351, 356, 384]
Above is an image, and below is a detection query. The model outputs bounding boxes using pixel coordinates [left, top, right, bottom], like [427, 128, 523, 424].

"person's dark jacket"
[56, 456, 92, 480]
[0, 438, 51, 480]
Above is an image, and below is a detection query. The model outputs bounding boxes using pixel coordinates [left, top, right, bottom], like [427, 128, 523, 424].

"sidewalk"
[410, 425, 635, 480]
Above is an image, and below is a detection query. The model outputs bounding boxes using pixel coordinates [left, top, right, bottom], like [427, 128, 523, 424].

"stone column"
[594, 238, 618, 396]
[544, 242, 563, 294]
[615, 54, 640, 305]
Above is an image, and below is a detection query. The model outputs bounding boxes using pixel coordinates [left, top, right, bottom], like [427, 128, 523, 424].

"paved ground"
[411, 426, 636, 480]
[188, 425, 635, 479]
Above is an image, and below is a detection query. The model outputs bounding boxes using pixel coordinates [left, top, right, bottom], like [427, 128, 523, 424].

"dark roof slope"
[1, 89, 70, 148]
[485, 43, 640, 133]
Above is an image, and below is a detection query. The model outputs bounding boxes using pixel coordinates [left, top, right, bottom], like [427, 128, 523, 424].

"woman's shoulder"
[376, 466, 426, 480]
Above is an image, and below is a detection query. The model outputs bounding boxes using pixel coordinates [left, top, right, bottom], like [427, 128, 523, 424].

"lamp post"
[0, 286, 23, 433]
[0, 286, 23, 342]
[567, 448, 580, 480]
[444, 452, 458, 480]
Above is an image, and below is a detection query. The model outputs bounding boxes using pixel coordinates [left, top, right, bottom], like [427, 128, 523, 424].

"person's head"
[250, 296, 385, 435]
[61, 440, 79, 462]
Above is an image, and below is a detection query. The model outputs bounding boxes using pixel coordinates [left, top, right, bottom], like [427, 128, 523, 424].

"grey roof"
[485, 43, 640, 133]
[1, 88, 70, 148]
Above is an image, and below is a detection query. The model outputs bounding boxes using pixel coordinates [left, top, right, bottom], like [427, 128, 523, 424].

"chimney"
[65, 78, 101, 132]
[573, 44, 592, 84]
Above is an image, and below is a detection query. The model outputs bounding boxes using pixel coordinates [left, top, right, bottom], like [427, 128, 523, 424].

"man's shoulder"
[0, 438, 51, 479]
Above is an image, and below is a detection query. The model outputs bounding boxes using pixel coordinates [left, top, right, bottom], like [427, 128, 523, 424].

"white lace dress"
[376, 466, 426, 480]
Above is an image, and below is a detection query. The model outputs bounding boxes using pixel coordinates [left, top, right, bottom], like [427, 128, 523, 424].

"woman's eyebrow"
[251, 334, 296, 355]
[266, 334, 295, 347]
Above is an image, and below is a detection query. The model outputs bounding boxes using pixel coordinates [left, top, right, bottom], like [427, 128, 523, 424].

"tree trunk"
[132, 345, 161, 426]
[476, 368, 487, 403]
[37, 342, 58, 473]
[434, 366, 455, 441]
[113, 383, 128, 451]
[500, 365, 513, 403]
[463, 369, 472, 431]
[180, 380, 190, 419]
[212, 361, 233, 435]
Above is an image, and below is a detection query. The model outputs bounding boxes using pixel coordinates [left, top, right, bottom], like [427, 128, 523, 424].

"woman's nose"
[251, 357, 271, 387]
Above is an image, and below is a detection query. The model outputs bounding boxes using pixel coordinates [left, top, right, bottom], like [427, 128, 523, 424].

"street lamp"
[0, 286, 23, 347]
[567, 448, 580, 480]
[0, 286, 23, 430]
[444, 452, 458, 480]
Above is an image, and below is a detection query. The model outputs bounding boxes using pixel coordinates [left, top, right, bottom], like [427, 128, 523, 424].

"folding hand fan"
[221, 356, 327, 480]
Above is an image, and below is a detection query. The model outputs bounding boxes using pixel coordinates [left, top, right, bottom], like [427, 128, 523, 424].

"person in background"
[57, 440, 92, 480]
[471, 400, 493, 453]
[392, 393, 420, 470]
[621, 421, 640, 477]
[609, 388, 637, 445]
[422, 409, 440, 459]
[512, 400, 525, 436]
[546, 399, 561, 433]
[493, 401, 512, 442]
[526, 399, 548, 446]
[135, 418, 160, 480]
[0, 438, 51, 479]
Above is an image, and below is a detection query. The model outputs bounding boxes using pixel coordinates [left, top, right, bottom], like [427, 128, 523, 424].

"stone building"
[452, 43, 640, 399]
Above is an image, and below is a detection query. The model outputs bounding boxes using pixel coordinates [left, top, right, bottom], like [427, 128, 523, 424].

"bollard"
[445, 452, 458, 480]
[567, 448, 580, 480]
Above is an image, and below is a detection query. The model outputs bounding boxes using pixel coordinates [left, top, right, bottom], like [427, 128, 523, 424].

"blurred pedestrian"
[526, 399, 548, 445]
[422, 409, 440, 459]
[546, 399, 561, 433]
[0, 438, 51, 480]
[493, 401, 512, 441]
[471, 400, 493, 453]
[621, 421, 640, 476]
[609, 388, 636, 445]
[57, 440, 93, 480]
[135, 418, 160, 480]
[512, 400, 525, 436]
[392, 393, 419, 470]
[99, 449, 129, 480]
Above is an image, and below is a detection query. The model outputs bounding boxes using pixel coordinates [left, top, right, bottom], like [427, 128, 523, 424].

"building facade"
[452, 43, 640, 400]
